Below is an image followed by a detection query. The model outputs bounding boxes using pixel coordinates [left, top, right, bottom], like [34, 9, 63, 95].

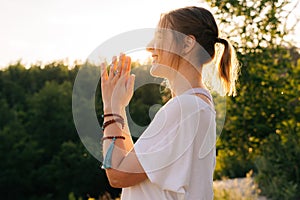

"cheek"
[150, 61, 170, 78]
[158, 51, 177, 69]
[150, 57, 175, 78]
[158, 50, 171, 64]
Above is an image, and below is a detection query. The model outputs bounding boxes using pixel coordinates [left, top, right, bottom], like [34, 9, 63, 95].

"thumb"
[127, 74, 135, 92]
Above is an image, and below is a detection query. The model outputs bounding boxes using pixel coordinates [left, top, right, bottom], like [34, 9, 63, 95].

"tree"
[0, 62, 160, 199]
[206, 0, 300, 198]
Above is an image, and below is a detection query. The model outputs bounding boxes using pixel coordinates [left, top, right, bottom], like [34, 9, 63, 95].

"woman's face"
[147, 28, 179, 79]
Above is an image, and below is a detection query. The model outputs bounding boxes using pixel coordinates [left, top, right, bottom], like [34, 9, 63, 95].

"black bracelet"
[102, 118, 124, 131]
[102, 136, 125, 141]
[102, 113, 124, 121]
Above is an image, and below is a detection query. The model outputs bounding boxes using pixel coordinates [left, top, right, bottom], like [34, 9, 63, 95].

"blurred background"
[0, 0, 299, 199]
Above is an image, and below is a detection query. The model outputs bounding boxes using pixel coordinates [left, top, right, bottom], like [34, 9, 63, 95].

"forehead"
[155, 26, 174, 35]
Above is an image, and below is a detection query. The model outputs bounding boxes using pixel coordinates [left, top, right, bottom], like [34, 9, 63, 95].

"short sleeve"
[134, 95, 216, 193]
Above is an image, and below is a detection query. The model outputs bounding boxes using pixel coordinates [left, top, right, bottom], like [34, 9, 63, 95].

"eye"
[155, 30, 163, 40]
[155, 34, 162, 40]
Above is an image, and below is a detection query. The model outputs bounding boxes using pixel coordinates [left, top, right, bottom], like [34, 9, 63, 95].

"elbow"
[108, 178, 122, 188]
[106, 169, 129, 188]
[105, 168, 148, 188]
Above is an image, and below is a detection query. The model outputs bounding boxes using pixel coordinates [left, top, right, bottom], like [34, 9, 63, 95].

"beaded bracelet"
[101, 113, 126, 169]
[102, 118, 124, 131]
[102, 135, 125, 141]
[102, 113, 124, 120]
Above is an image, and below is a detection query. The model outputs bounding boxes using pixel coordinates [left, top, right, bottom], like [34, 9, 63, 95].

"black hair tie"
[215, 37, 222, 43]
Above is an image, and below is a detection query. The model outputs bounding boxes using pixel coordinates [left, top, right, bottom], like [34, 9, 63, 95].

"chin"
[150, 63, 166, 78]
[150, 63, 162, 77]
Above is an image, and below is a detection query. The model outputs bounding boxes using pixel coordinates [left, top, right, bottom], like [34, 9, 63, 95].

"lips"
[151, 54, 158, 63]
[152, 54, 158, 60]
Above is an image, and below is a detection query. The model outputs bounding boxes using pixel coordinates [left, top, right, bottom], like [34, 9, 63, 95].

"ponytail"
[216, 38, 239, 96]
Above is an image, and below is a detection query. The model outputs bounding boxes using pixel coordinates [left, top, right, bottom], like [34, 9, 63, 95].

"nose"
[146, 39, 155, 52]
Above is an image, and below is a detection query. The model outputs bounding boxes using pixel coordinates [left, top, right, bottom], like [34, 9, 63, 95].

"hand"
[100, 53, 135, 113]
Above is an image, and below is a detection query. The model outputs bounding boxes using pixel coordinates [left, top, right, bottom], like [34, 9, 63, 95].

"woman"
[100, 6, 239, 200]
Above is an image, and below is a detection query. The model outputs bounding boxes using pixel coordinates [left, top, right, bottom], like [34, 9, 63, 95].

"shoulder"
[161, 94, 214, 116]
[147, 95, 214, 133]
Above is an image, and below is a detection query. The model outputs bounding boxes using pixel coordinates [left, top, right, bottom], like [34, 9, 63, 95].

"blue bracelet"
[101, 137, 116, 169]
[101, 136, 125, 169]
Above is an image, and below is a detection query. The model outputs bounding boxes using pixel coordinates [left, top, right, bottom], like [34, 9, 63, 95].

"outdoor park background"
[0, 0, 299, 199]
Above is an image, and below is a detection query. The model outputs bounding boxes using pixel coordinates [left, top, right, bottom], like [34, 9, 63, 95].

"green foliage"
[0, 62, 109, 199]
[208, 0, 292, 53]
[206, 0, 300, 199]
[214, 149, 255, 179]
[0, 61, 162, 199]
[255, 120, 300, 200]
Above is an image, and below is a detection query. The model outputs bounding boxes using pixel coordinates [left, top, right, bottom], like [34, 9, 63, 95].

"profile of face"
[146, 28, 180, 80]
[146, 26, 202, 82]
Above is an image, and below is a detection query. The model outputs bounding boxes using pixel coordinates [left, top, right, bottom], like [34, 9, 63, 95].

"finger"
[115, 56, 122, 78]
[126, 56, 132, 74]
[126, 74, 135, 92]
[112, 56, 117, 70]
[121, 53, 126, 72]
[108, 56, 117, 79]
[120, 54, 127, 76]
[112, 66, 121, 80]
[100, 62, 108, 81]
[123, 56, 129, 77]
[108, 64, 114, 79]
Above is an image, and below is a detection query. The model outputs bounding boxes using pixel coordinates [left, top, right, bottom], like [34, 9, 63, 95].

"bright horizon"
[0, 0, 299, 68]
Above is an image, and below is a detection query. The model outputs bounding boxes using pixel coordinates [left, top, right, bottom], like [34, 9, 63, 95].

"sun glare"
[125, 49, 152, 64]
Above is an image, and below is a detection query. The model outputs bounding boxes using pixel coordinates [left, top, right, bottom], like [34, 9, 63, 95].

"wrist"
[103, 105, 124, 114]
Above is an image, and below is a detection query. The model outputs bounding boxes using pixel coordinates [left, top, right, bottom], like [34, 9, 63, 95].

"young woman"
[100, 6, 239, 200]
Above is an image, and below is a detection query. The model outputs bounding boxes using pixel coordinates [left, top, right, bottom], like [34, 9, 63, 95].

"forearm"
[102, 106, 134, 169]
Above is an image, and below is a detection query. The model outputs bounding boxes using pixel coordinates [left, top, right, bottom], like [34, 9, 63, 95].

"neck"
[168, 67, 206, 97]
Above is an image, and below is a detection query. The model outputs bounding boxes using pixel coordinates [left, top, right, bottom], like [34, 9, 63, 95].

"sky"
[0, 0, 299, 68]
[0, 0, 209, 68]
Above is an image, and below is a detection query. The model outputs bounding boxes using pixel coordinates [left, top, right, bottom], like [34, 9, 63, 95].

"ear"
[182, 35, 196, 55]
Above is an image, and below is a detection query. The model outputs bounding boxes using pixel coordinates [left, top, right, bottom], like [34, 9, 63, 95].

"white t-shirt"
[121, 93, 216, 200]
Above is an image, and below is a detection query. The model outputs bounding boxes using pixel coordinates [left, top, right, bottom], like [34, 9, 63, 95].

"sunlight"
[125, 49, 152, 64]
